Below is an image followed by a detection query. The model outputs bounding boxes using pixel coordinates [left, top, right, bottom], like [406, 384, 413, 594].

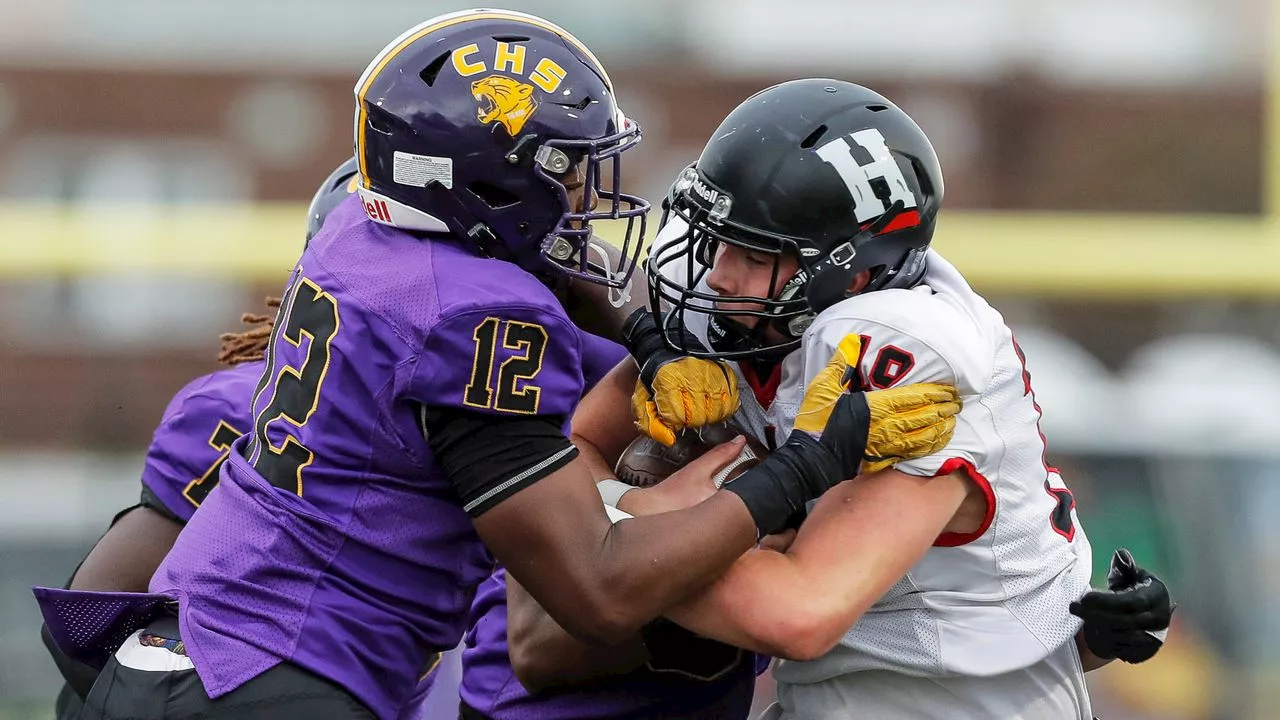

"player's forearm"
[667, 469, 971, 661]
[662, 548, 826, 660]
[482, 464, 759, 645]
[616, 479, 706, 515]
[69, 506, 184, 592]
[591, 492, 760, 637]
[570, 359, 641, 481]
[570, 432, 618, 484]
[506, 574, 647, 692]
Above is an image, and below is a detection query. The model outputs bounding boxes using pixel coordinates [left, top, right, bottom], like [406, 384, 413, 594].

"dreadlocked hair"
[218, 296, 283, 366]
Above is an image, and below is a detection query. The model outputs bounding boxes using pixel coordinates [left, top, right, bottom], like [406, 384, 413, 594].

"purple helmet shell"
[353, 9, 648, 288]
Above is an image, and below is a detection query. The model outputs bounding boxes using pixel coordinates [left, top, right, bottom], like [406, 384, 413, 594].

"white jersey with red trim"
[649, 216, 1093, 717]
[728, 251, 1094, 719]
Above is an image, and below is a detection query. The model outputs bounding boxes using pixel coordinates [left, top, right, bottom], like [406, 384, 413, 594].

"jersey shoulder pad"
[804, 287, 991, 395]
[139, 362, 260, 521]
[428, 243, 565, 315]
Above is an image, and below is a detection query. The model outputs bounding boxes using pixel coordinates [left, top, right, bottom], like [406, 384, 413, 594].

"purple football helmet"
[306, 157, 359, 246]
[353, 8, 649, 288]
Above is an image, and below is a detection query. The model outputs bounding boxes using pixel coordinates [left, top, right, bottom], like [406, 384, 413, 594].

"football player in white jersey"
[507, 79, 1174, 720]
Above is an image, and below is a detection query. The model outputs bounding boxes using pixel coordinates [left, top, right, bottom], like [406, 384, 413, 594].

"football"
[614, 422, 769, 489]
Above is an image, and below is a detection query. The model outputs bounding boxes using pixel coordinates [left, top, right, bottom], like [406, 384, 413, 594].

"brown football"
[614, 422, 769, 489]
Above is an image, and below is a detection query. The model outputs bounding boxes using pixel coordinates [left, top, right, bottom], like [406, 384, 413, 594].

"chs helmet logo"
[451, 40, 570, 138]
[472, 75, 539, 136]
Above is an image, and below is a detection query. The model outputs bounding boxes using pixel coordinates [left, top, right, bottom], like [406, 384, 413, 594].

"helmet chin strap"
[709, 315, 774, 358]
[707, 313, 799, 364]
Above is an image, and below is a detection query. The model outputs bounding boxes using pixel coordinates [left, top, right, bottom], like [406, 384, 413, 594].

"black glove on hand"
[639, 617, 744, 682]
[1069, 548, 1174, 664]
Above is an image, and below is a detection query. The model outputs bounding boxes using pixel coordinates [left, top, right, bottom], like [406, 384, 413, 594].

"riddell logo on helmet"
[690, 177, 720, 205]
[364, 197, 393, 224]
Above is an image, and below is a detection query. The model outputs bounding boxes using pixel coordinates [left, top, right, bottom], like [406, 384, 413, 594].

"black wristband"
[622, 309, 713, 391]
[724, 432, 845, 536]
[621, 307, 652, 351]
[622, 308, 665, 363]
[622, 310, 670, 388]
[724, 391, 872, 536]
[815, 391, 871, 480]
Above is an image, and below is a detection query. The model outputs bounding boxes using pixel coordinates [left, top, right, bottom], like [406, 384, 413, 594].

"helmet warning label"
[393, 151, 454, 189]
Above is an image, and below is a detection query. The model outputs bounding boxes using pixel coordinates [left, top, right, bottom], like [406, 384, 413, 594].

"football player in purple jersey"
[40, 159, 359, 719]
[35, 10, 963, 720]
[39, 155, 635, 720]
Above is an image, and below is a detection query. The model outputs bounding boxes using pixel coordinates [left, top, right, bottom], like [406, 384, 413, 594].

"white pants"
[760, 641, 1091, 720]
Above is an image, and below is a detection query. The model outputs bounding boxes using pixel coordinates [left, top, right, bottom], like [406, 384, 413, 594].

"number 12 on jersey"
[246, 272, 342, 496]
[464, 317, 548, 414]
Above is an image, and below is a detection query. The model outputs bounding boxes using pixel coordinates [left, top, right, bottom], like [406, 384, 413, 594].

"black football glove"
[1069, 548, 1174, 664]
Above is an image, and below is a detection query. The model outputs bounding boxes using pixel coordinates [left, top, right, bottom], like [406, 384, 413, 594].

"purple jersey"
[577, 329, 627, 391]
[136, 361, 439, 720]
[146, 195, 594, 720]
[138, 362, 262, 522]
[138, 336, 621, 524]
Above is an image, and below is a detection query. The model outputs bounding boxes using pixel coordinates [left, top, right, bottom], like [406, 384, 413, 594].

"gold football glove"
[794, 334, 960, 473]
[632, 357, 741, 446]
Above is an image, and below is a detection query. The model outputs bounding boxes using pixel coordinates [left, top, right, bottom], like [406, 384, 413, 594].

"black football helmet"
[646, 79, 943, 360]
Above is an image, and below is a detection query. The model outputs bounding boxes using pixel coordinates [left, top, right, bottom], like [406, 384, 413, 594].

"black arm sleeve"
[138, 485, 186, 525]
[421, 406, 578, 517]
